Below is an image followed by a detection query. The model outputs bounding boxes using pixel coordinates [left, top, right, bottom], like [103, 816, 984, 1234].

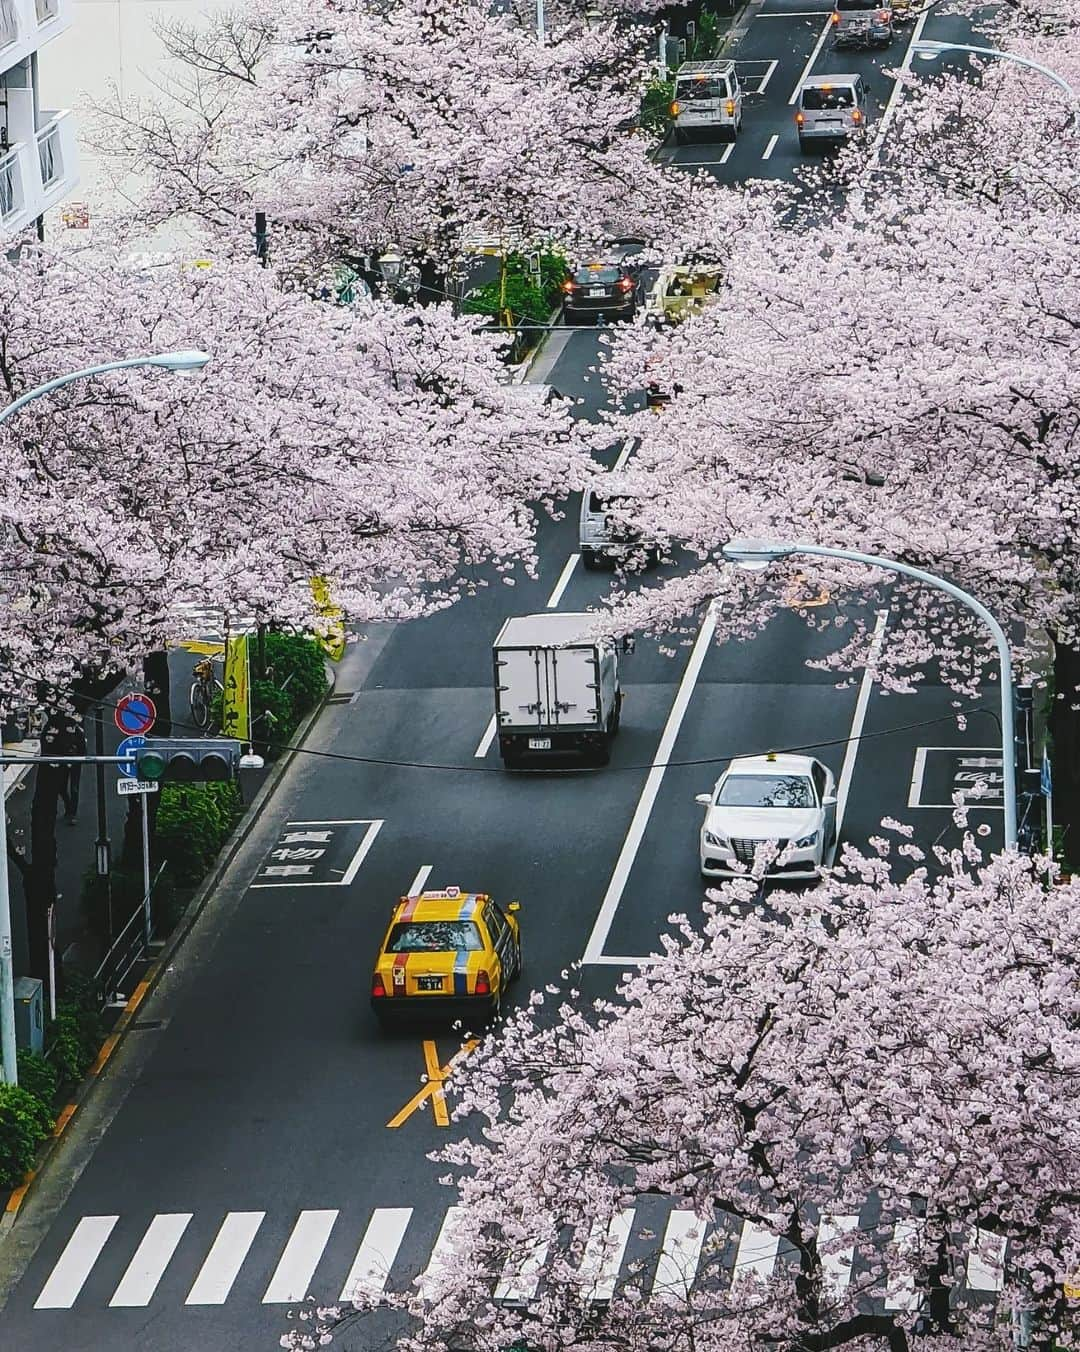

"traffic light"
[135, 738, 241, 783]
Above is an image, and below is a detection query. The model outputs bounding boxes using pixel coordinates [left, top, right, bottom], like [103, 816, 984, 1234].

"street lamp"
[720, 539, 1018, 850]
[910, 39, 1079, 104]
[0, 349, 212, 1086]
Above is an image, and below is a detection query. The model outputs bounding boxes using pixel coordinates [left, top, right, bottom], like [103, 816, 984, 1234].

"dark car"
[562, 262, 639, 324]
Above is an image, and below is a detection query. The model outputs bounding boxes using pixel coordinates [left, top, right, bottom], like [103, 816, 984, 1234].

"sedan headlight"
[794, 831, 819, 849]
[703, 830, 729, 848]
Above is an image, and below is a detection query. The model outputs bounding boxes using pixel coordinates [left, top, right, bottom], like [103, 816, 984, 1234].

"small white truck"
[492, 613, 624, 767]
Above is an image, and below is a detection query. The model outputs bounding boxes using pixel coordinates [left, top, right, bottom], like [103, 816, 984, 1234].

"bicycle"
[189, 657, 224, 732]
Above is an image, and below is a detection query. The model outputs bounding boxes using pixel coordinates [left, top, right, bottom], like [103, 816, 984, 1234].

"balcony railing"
[37, 120, 59, 186]
[0, 0, 19, 47]
[0, 145, 23, 221]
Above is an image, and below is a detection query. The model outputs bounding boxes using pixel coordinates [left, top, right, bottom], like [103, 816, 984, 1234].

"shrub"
[155, 781, 242, 885]
[17, 1050, 58, 1112]
[44, 995, 103, 1091]
[263, 632, 327, 719]
[464, 272, 551, 327]
[641, 78, 675, 135]
[0, 1083, 53, 1187]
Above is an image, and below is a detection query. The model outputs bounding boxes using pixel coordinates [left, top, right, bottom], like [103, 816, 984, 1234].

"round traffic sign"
[115, 692, 157, 736]
[116, 734, 146, 779]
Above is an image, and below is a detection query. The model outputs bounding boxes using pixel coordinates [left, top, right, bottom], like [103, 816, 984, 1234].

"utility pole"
[536, 0, 545, 44]
[0, 770, 16, 1083]
[93, 704, 113, 945]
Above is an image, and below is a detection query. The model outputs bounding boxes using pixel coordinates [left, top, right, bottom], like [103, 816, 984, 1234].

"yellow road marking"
[125, 980, 150, 1015]
[89, 1034, 120, 1077]
[5, 1172, 35, 1213]
[52, 1104, 77, 1137]
[387, 1039, 478, 1129]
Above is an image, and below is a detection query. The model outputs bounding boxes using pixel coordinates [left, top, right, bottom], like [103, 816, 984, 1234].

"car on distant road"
[830, 0, 893, 47]
[562, 261, 640, 324]
[696, 753, 837, 879]
[371, 888, 521, 1025]
[795, 75, 871, 151]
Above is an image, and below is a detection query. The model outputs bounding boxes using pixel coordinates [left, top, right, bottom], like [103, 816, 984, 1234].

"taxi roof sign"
[422, 886, 461, 899]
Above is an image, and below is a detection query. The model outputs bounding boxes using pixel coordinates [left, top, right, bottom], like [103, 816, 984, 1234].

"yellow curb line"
[52, 1104, 77, 1137]
[4, 1171, 35, 1214]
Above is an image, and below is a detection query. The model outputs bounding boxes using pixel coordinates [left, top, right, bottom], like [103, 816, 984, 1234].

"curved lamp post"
[910, 39, 1079, 104]
[0, 349, 211, 1085]
[721, 538, 1018, 851]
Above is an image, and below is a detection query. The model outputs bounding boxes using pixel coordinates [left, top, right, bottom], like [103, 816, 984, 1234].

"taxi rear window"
[388, 920, 483, 952]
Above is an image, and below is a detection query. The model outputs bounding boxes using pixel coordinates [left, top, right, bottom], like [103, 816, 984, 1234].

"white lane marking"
[818, 1214, 858, 1292]
[582, 607, 716, 964]
[653, 1210, 705, 1302]
[495, 1237, 550, 1303]
[342, 820, 384, 885]
[613, 437, 634, 471]
[756, 59, 779, 92]
[966, 1228, 1006, 1292]
[407, 864, 433, 897]
[883, 1217, 924, 1309]
[186, 1212, 265, 1305]
[34, 1215, 119, 1309]
[871, 5, 931, 155]
[789, 16, 835, 103]
[340, 1208, 413, 1303]
[762, 133, 779, 159]
[262, 1210, 339, 1304]
[719, 143, 736, 164]
[109, 1213, 192, 1307]
[758, 7, 834, 12]
[907, 744, 928, 807]
[834, 608, 889, 841]
[474, 715, 498, 758]
[417, 1206, 466, 1302]
[733, 1221, 780, 1279]
[579, 1209, 635, 1302]
[547, 554, 580, 608]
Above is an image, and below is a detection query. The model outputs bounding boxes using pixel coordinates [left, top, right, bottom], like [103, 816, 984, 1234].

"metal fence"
[91, 863, 168, 1008]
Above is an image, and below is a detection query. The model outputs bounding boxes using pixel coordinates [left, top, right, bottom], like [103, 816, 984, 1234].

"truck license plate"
[528, 737, 552, 750]
[417, 976, 443, 992]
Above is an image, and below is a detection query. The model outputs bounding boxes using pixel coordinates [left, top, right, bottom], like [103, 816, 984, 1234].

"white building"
[0, 0, 78, 232]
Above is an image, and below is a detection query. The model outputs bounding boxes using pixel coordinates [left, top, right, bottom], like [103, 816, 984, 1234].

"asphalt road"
[0, 6, 1006, 1348]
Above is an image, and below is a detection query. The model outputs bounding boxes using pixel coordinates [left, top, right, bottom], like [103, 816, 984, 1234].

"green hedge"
[0, 1084, 52, 1188]
[155, 781, 243, 885]
[463, 250, 567, 330]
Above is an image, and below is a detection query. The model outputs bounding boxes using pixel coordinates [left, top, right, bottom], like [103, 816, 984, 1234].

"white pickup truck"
[492, 613, 624, 767]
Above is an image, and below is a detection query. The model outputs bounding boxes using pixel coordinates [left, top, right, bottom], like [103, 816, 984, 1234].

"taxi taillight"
[475, 969, 491, 996]
[372, 973, 387, 998]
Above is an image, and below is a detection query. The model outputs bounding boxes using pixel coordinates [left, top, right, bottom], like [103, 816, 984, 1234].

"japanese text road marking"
[387, 1039, 478, 1129]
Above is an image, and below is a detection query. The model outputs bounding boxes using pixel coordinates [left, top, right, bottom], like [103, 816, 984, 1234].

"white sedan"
[696, 753, 837, 880]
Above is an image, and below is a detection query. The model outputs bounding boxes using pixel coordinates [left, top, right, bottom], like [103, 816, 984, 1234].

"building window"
[35, 0, 58, 23]
[0, 0, 18, 46]
[0, 151, 19, 218]
[38, 126, 59, 186]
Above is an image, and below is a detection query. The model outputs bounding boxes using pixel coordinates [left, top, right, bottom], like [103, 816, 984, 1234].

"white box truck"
[493, 613, 624, 767]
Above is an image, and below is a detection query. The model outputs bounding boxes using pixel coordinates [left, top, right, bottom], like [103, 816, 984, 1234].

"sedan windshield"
[387, 920, 483, 952]
[717, 774, 815, 808]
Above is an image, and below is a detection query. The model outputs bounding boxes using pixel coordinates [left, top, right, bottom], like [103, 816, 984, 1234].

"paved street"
[0, 7, 1009, 1350]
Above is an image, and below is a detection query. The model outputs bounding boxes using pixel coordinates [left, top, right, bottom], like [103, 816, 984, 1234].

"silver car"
[696, 753, 837, 880]
[831, 0, 892, 47]
[796, 75, 870, 151]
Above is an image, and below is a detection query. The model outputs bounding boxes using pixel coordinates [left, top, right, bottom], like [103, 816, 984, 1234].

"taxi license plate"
[588, 287, 606, 298]
[417, 976, 443, 992]
[529, 737, 551, 750]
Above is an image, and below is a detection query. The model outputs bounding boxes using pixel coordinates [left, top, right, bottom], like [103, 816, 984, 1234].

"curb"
[1, 664, 336, 1228]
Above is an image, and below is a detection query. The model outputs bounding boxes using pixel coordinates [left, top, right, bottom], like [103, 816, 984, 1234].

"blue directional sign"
[116, 734, 146, 779]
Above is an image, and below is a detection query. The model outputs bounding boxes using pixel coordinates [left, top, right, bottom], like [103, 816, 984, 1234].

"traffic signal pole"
[0, 770, 17, 1084]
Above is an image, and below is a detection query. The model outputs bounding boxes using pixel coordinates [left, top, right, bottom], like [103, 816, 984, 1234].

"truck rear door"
[549, 646, 601, 727]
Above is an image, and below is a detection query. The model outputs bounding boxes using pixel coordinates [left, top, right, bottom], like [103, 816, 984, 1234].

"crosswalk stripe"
[262, 1211, 339, 1304]
[108, 1213, 193, 1307]
[495, 1236, 549, 1304]
[185, 1212, 266, 1305]
[883, 1218, 924, 1310]
[33, 1215, 119, 1309]
[966, 1228, 1006, 1292]
[417, 1206, 465, 1303]
[653, 1209, 704, 1302]
[580, 1208, 634, 1302]
[340, 1208, 412, 1303]
[733, 1221, 779, 1280]
[818, 1214, 858, 1292]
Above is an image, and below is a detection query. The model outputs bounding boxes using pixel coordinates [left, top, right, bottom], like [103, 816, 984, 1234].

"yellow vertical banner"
[221, 634, 250, 741]
[311, 576, 346, 662]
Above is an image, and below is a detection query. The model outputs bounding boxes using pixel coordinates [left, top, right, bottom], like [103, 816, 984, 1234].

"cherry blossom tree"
[0, 237, 586, 976]
[90, 0, 692, 292]
[287, 844, 1080, 1352]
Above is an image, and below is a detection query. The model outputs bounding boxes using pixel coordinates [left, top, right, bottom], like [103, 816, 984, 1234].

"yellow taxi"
[370, 887, 521, 1026]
